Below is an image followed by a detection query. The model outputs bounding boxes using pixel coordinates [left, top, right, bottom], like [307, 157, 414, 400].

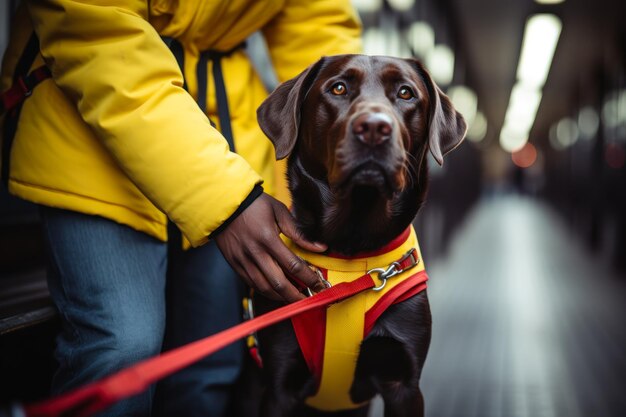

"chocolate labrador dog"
[253, 55, 466, 417]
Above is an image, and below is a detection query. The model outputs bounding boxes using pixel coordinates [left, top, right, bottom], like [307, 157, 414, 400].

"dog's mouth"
[334, 161, 398, 199]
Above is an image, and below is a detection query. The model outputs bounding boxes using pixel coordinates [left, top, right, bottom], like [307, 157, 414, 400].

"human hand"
[214, 193, 327, 302]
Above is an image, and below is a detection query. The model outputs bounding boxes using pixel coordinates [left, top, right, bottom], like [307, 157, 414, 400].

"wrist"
[210, 184, 264, 239]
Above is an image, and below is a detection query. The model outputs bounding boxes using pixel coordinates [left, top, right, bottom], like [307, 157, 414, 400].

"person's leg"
[153, 232, 245, 417]
[40, 207, 167, 417]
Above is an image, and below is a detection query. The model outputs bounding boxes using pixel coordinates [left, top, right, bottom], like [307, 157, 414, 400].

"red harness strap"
[364, 271, 428, 335]
[0, 65, 51, 114]
[23, 272, 378, 417]
[285, 228, 427, 410]
[291, 270, 428, 385]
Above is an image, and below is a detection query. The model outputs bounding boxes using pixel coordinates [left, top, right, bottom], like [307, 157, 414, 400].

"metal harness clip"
[305, 266, 333, 297]
[368, 248, 420, 291]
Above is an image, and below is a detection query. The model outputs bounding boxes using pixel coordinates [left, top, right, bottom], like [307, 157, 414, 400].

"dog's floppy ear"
[409, 59, 467, 166]
[257, 57, 327, 160]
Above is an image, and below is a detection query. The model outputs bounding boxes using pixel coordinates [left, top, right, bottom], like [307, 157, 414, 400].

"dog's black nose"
[352, 113, 393, 147]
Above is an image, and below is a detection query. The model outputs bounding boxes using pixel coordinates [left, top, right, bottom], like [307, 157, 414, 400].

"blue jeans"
[40, 207, 245, 417]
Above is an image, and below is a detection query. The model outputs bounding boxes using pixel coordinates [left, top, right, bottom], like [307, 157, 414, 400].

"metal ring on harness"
[369, 261, 402, 291]
[368, 248, 421, 291]
[306, 268, 332, 297]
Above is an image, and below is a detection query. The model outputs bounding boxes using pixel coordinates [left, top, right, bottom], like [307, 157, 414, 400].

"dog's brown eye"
[331, 82, 347, 96]
[398, 86, 415, 100]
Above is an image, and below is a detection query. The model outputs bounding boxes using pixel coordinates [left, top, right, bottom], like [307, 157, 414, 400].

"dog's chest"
[284, 227, 429, 411]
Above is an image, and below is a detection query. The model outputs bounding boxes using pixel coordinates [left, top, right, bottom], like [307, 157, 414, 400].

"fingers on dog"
[272, 198, 327, 253]
[242, 258, 285, 301]
[270, 241, 325, 294]
[254, 254, 305, 303]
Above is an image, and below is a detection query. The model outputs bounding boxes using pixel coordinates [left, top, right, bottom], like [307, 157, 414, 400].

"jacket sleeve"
[27, 0, 263, 247]
[262, 0, 363, 83]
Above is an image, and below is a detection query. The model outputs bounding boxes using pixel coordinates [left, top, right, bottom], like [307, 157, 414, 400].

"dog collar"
[283, 226, 428, 411]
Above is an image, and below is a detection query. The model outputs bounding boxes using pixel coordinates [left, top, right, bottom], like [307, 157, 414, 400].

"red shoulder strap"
[1, 65, 51, 114]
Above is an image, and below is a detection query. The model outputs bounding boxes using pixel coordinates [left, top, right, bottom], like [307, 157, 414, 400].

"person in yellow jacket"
[0, 0, 361, 415]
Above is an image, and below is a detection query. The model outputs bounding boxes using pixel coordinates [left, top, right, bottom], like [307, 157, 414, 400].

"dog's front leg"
[255, 296, 318, 417]
[353, 292, 432, 417]
[258, 352, 318, 417]
[380, 386, 425, 417]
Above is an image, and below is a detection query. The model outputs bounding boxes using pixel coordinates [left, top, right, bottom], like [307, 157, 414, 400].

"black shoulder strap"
[2, 32, 41, 187]
[162, 36, 188, 91]
[165, 37, 242, 152]
[209, 49, 235, 152]
[198, 43, 245, 153]
[13, 33, 40, 84]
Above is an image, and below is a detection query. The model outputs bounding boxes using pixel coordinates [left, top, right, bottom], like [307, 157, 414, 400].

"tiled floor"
[373, 195, 626, 416]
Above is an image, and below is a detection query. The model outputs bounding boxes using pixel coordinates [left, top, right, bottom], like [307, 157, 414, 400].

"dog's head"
[258, 55, 466, 253]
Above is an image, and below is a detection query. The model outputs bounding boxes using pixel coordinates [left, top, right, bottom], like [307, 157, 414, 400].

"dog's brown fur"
[253, 55, 466, 417]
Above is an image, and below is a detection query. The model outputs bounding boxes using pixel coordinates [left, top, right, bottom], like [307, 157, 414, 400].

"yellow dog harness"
[283, 226, 428, 411]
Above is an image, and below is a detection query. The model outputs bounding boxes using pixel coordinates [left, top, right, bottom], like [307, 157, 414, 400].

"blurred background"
[349, 1, 626, 416]
[1, 0, 625, 416]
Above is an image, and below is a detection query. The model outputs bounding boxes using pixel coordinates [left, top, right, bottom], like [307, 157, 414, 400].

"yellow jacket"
[0, 0, 361, 246]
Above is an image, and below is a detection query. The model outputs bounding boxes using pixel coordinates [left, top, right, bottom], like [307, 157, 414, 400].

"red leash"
[23, 274, 378, 417]
[22, 248, 420, 417]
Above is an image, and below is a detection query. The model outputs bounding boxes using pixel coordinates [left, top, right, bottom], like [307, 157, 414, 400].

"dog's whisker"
[398, 154, 416, 190]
